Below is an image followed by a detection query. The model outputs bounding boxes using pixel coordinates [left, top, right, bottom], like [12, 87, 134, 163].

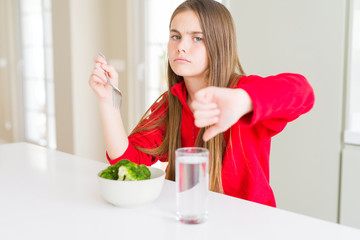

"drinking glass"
[175, 147, 209, 224]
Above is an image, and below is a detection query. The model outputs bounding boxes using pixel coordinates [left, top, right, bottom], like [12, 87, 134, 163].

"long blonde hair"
[131, 0, 244, 193]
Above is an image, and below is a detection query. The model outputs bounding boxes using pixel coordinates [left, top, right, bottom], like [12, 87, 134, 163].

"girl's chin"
[172, 70, 188, 77]
[170, 65, 208, 79]
[173, 71, 208, 80]
[172, 69, 197, 78]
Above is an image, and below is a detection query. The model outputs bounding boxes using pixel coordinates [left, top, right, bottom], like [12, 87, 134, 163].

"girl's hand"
[191, 87, 253, 142]
[89, 55, 119, 104]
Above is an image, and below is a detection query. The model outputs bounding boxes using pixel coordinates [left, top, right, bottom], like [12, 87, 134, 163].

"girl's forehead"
[170, 10, 202, 32]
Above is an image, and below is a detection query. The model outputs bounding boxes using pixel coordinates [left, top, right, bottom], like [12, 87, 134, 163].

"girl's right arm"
[89, 55, 128, 160]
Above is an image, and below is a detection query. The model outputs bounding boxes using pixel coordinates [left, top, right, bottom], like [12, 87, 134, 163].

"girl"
[89, 0, 315, 207]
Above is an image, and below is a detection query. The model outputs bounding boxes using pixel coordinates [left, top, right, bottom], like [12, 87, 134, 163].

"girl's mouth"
[174, 58, 191, 63]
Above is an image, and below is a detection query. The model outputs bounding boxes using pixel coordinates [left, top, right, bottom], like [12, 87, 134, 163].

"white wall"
[0, 0, 11, 142]
[229, 0, 346, 222]
[340, 145, 360, 228]
[52, 0, 128, 162]
[52, 0, 75, 154]
[69, 0, 108, 162]
[0, 0, 19, 143]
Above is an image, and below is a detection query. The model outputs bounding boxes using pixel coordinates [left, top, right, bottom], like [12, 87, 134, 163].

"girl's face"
[168, 10, 209, 80]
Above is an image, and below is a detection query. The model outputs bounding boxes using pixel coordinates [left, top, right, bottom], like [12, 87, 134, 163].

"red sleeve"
[106, 94, 168, 166]
[236, 73, 315, 138]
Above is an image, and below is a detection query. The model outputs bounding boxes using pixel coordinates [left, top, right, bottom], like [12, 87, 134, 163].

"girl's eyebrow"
[170, 29, 203, 35]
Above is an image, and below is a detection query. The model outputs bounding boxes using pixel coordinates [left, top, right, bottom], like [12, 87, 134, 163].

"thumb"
[203, 125, 222, 142]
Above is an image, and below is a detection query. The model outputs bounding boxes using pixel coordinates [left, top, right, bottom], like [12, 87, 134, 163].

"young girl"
[89, 0, 315, 207]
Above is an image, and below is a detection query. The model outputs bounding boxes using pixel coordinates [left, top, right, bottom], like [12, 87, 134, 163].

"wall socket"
[5, 121, 12, 131]
[0, 58, 7, 68]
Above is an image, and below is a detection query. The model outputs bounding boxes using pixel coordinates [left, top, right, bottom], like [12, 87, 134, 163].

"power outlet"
[0, 58, 7, 68]
[5, 121, 12, 130]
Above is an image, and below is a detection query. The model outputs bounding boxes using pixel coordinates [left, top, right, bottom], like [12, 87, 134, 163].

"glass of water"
[175, 147, 209, 224]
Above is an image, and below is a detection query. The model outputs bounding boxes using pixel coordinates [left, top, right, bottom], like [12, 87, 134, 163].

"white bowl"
[98, 166, 165, 207]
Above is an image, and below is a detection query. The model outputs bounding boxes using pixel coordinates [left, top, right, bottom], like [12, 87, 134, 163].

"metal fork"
[98, 52, 122, 109]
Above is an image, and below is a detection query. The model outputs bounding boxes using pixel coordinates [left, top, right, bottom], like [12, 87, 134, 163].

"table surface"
[1, 142, 360, 240]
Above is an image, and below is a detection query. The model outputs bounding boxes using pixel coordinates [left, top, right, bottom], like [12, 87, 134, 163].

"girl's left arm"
[237, 73, 315, 137]
[192, 73, 315, 141]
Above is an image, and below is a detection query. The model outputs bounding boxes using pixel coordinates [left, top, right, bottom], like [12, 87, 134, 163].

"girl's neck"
[184, 76, 208, 112]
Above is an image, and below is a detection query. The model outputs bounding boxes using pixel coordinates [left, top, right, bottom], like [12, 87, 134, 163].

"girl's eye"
[171, 35, 180, 40]
[194, 37, 203, 42]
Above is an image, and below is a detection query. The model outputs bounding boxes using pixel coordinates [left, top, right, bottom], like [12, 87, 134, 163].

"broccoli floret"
[99, 160, 128, 180]
[138, 165, 151, 180]
[99, 164, 119, 180]
[117, 161, 151, 181]
[99, 159, 151, 181]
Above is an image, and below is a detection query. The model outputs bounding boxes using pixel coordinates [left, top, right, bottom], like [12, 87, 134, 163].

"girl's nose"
[177, 39, 188, 53]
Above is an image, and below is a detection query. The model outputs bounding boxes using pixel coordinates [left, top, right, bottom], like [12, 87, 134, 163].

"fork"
[98, 52, 122, 109]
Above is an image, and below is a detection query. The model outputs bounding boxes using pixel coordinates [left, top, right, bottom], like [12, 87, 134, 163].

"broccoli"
[98, 164, 118, 180]
[118, 161, 151, 181]
[99, 159, 151, 181]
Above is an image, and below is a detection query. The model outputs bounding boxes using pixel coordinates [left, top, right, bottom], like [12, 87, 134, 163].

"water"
[176, 156, 209, 224]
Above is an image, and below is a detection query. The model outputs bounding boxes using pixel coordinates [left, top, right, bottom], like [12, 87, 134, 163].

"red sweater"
[107, 73, 315, 207]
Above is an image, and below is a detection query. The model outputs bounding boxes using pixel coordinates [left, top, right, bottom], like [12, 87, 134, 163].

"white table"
[1, 142, 360, 240]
